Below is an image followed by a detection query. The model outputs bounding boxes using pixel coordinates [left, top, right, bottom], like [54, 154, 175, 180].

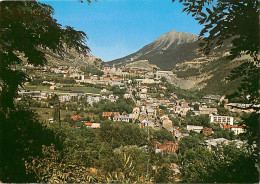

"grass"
[24, 85, 51, 91]
[58, 86, 101, 94]
[35, 108, 98, 122]
[23, 85, 101, 94]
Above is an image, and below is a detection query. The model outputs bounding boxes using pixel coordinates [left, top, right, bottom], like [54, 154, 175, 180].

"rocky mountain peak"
[151, 30, 198, 50]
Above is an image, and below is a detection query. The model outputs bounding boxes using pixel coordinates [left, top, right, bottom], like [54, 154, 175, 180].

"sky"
[41, 0, 203, 62]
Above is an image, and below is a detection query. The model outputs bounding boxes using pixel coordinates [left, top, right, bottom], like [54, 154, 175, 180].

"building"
[202, 138, 229, 150]
[113, 115, 134, 122]
[175, 133, 189, 141]
[202, 127, 212, 135]
[170, 127, 181, 136]
[224, 103, 257, 113]
[202, 138, 245, 150]
[154, 141, 179, 153]
[162, 118, 173, 132]
[223, 125, 245, 135]
[102, 112, 120, 120]
[209, 114, 234, 125]
[85, 122, 100, 128]
[147, 108, 156, 119]
[71, 115, 82, 120]
[186, 125, 203, 133]
[199, 107, 218, 114]
[140, 119, 155, 129]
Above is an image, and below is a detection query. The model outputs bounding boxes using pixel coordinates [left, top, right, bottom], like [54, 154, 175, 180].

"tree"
[172, 0, 259, 61]
[0, 1, 89, 112]
[0, 1, 89, 182]
[180, 144, 258, 183]
[173, 1, 259, 181]
[173, 0, 259, 105]
[0, 106, 61, 182]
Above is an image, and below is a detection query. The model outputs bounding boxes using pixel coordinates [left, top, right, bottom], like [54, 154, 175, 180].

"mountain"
[108, 30, 251, 95]
[42, 47, 104, 68]
[108, 30, 201, 70]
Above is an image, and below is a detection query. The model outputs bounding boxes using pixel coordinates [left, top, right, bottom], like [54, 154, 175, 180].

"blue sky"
[41, 0, 203, 61]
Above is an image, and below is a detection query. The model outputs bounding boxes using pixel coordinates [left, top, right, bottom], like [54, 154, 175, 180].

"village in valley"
[1, 0, 259, 182]
[16, 60, 257, 181]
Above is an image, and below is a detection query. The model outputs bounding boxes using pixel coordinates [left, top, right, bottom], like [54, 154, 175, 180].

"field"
[24, 85, 101, 94]
[35, 108, 98, 122]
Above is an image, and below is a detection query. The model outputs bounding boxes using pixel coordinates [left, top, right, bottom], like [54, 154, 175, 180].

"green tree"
[173, 2, 259, 181]
[0, 1, 89, 111]
[180, 144, 258, 183]
[173, 0, 258, 61]
[0, 1, 89, 182]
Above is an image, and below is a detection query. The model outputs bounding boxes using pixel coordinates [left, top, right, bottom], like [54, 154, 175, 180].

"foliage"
[227, 61, 259, 105]
[178, 136, 202, 154]
[151, 128, 175, 143]
[25, 144, 97, 183]
[0, 1, 89, 111]
[0, 1, 89, 182]
[180, 144, 258, 183]
[212, 126, 236, 140]
[173, 0, 259, 61]
[0, 107, 60, 182]
[80, 66, 104, 76]
[99, 121, 148, 148]
[105, 153, 150, 183]
[183, 114, 210, 127]
[95, 98, 134, 114]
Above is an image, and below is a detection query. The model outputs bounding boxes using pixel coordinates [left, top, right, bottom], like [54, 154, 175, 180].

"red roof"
[85, 122, 93, 126]
[102, 112, 120, 117]
[223, 125, 245, 129]
[113, 77, 123, 79]
[71, 115, 82, 120]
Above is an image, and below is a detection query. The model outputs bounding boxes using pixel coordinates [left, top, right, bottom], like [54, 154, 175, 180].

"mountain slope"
[42, 47, 104, 68]
[108, 30, 200, 70]
[107, 30, 249, 95]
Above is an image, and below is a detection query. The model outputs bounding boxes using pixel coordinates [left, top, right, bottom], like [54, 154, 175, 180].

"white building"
[186, 125, 203, 133]
[113, 115, 134, 122]
[209, 114, 234, 125]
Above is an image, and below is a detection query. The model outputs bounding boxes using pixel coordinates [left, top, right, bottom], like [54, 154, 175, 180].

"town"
[2, 1, 258, 183]
[16, 62, 258, 181]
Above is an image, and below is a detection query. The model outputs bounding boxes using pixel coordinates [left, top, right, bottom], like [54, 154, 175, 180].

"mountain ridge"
[108, 30, 200, 69]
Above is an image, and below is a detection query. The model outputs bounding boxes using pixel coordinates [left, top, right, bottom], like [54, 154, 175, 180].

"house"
[140, 119, 155, 128]
[170, 127, 181, 136]
[162, 118, 173, 132]
[85, 122, 100, 128]
[209, 114, 234, 125]
[174, 106, 193, 116]
[147, 108, 155, 119]
[223, 125, 245, 135]
[154, 141, 179, 153]
[202, 95, 221, 103]
[139, 93, 147, 99]
[124, 93, 131, 99]
[102, 112, 120, 120]
[175, 133, 189, 141]
[132, 107, 140, 120]
[113, 115, 134, 122]
[186, 125, 203, 133]
[71, 115, 82, 120]
[202, 127, 212, 135]
[199, 107, 218, 114]
[202, 138, 229, 150]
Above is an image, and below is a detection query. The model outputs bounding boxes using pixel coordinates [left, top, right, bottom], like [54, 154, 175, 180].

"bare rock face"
[149, 30, 198, 51]
[43, 47, 104, 68]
